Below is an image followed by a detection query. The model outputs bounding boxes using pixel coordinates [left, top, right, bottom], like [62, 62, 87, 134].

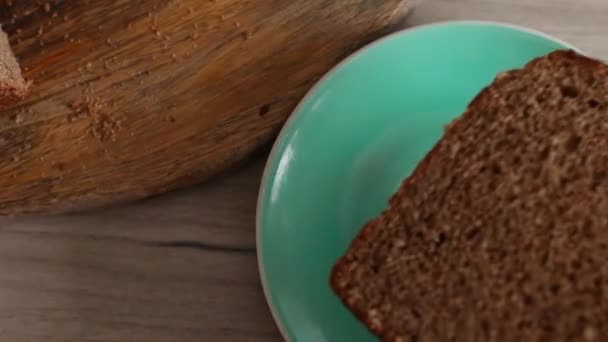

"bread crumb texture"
[331, 50, 608, 342]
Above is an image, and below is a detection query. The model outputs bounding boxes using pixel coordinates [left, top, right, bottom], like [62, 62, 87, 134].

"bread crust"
[0, 26, 29, 107]
[330, 49, 607, 341]
[0, 81, 29, 106]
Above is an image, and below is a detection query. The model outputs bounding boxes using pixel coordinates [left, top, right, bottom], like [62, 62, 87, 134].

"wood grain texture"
[0, 1, 606, 341]
[0, 158, 277, 342]
[0, 0, 413, 215]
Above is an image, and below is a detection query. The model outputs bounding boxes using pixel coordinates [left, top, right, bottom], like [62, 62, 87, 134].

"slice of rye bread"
[0, 26, 29, 106]
[331, 50, 608, 342]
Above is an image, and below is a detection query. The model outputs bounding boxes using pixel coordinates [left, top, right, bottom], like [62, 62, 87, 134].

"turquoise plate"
[257, 21, 578, 342]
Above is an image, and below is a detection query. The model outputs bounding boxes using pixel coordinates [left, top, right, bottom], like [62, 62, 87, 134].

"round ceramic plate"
[257, 21, 578, 342]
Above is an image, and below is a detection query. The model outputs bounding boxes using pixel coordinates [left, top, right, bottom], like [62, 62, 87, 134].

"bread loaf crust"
[0, 26, 29, 106]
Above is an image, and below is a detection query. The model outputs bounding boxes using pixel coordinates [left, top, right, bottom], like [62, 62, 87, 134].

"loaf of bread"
[0, 26, 29, 106]
[331, 50, 608, 341]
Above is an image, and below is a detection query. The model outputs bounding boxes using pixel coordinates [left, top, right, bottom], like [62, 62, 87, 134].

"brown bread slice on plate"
[0, 26, 29, 106]
[331, 50, 608, 342]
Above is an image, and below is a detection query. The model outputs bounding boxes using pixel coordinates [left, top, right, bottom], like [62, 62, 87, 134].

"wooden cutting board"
[0, 0, 412, 215]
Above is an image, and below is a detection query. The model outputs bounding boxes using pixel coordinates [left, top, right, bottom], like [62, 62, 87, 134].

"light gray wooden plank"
[0, 159, 280, 342]
[409, 0, 608, 58]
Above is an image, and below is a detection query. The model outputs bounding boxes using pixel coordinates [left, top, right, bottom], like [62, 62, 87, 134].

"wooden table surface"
[1, 1, 607, 341]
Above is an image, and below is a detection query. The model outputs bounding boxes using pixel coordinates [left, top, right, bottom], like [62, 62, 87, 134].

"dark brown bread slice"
[0, 26, 29, 106]
[331, 50, 608, 342]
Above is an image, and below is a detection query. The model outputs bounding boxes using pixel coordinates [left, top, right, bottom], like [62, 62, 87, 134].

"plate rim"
[255, 19, 580, 342]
